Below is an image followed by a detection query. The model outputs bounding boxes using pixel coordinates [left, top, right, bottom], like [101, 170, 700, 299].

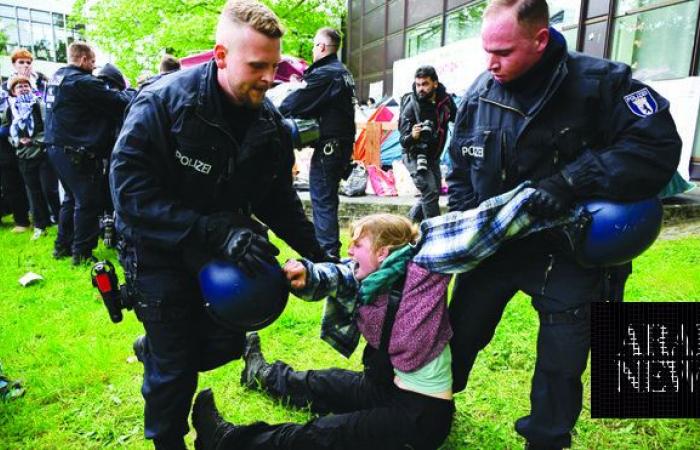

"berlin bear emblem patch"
[624, 88, 658, 118]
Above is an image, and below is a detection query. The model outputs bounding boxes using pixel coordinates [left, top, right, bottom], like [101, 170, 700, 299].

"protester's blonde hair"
[349, 214, 419, 253]
[216, 0, 284, 42]
[68, 42, 94, 64]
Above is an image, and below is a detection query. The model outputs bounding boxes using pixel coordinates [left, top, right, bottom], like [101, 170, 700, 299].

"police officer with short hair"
[44, 42, 132, 264]
[279, 27, 356, 259]
[110, 2, 328, 448]
[446, 1, 681, 448]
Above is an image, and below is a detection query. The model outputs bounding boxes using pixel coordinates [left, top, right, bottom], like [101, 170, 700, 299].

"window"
[445, 1, 486, 45]
[0, 5, 14, 17]
[405, 16, 442, 57]
[610, 0, 699, 81]
[53, 13, 65, 28]
[16, 7, 28, 20]
[548, 0, 581, 48]
[32, 21, 54, 61]
[18, 19, 30, 46]
[31, 10, 51, 24]
[1, 16, 17, 45]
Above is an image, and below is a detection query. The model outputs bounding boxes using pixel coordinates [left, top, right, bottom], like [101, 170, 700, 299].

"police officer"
[446, 1, 681, 449]
[398, 65, 456, 222]
[279, 27, 356, 259]
[110, 2, 328, 448]
[44, 42, 132, 264]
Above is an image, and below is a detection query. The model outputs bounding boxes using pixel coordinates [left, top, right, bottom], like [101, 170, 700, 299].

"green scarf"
[358, 244, 415, 305]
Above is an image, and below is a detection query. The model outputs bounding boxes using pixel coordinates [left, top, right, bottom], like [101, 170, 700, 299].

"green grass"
[0, 220, 698, 449]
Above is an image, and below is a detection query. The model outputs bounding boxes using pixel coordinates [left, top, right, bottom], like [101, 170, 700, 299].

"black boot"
[52, 244, 71, 259]
[192, 389, 240, 450]
[240, 332, 269, 389]
[71, 252, 97, 266]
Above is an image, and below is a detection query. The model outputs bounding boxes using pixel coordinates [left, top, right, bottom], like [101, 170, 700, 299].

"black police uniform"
[110, 60, 325, 448]
[279, 53, 356, 258]
[44, 64, 131, 259]
[446, 30, 681, 448]
[398, 82, 456, 221]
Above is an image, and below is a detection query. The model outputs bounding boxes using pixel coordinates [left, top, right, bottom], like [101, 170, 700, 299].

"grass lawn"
[0, 219, 698, 449]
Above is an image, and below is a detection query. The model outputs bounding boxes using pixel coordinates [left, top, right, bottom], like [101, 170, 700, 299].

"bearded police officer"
[110, 2, 327, 448]
[44, 42, 132, 264]
[446, 1, 681, 448]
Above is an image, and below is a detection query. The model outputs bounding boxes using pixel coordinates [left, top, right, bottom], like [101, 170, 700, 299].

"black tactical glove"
[216, 228, 280, 277]
[199, 212, 279, 277]
[527, 173, 575, 219]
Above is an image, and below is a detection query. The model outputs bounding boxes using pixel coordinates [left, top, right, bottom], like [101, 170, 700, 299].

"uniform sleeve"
[253, 125, 324, 259]
[278, 71, 335, 118]
[291, 259, 358, 302]
[110, 91, 201, 248]
[75, 75, 131, 118]
[561, 72, 681, 201]
[446, 93, 478, 211]
[398, 95, 417, 149]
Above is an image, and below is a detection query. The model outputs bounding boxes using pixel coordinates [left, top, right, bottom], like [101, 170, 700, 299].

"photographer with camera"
[279, 27, 356, 259]
[399, 66, 456, 222]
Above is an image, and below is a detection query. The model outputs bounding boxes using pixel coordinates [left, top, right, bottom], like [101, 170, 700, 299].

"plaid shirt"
[414, 182, 581, 273]
[294, 182, 585, 357]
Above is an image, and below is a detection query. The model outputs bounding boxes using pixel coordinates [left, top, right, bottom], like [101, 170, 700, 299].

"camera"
[418, 120, 434, 142]
[283, 118, 320, 149]
[415, 153, 429, 173]
[91, 260, 132, 323]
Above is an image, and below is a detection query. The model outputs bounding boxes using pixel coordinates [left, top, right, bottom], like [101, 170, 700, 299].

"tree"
[72, 0, 346, 82]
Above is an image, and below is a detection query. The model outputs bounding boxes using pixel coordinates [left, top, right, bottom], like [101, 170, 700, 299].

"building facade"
[346, 0, 700, 178]
[0, 0, 83, 79]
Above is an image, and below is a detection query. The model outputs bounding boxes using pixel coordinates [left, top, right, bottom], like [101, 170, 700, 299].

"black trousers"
[224, 361, 454, 449]
[0, 160, 30, 226]
[448, 232, 622, 449]
[18, 157, 60, 230]
[47, 145, 102, 255]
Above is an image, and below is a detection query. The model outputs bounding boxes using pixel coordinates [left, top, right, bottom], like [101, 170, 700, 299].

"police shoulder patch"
[623, 88, 658, 118]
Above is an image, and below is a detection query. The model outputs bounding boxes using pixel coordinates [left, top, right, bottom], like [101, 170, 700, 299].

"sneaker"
[240, 332, 269, 389]
[133, 335, 147, 363]
[71, 252, 97, 266]
[11, 225, 29, 233]
[193, 389, 240, 450]
[31, 228, 46, 241]
[52, 245, 71, 259]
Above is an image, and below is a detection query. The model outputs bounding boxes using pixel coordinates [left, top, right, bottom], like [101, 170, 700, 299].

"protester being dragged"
[1, 76, 58, 240]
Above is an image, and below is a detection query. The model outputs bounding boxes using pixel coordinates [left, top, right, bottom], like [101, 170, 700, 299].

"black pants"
[223, 361, 454, 449]
[0, 161, 30, 226]
[18, 157, 60, 230]
[449, 232, 620, 449]
[47, 145, 102, 255]
[402, 153, 442, 221]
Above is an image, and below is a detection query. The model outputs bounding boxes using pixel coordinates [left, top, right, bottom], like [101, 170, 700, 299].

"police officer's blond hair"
[216, 0, 284, 42]
[485, 0, 549, 32]
[349, 214, 419, 253]
[68, 42, 94, 64]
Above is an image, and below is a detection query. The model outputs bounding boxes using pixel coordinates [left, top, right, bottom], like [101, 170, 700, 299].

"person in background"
[2, 75, 58, 240]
